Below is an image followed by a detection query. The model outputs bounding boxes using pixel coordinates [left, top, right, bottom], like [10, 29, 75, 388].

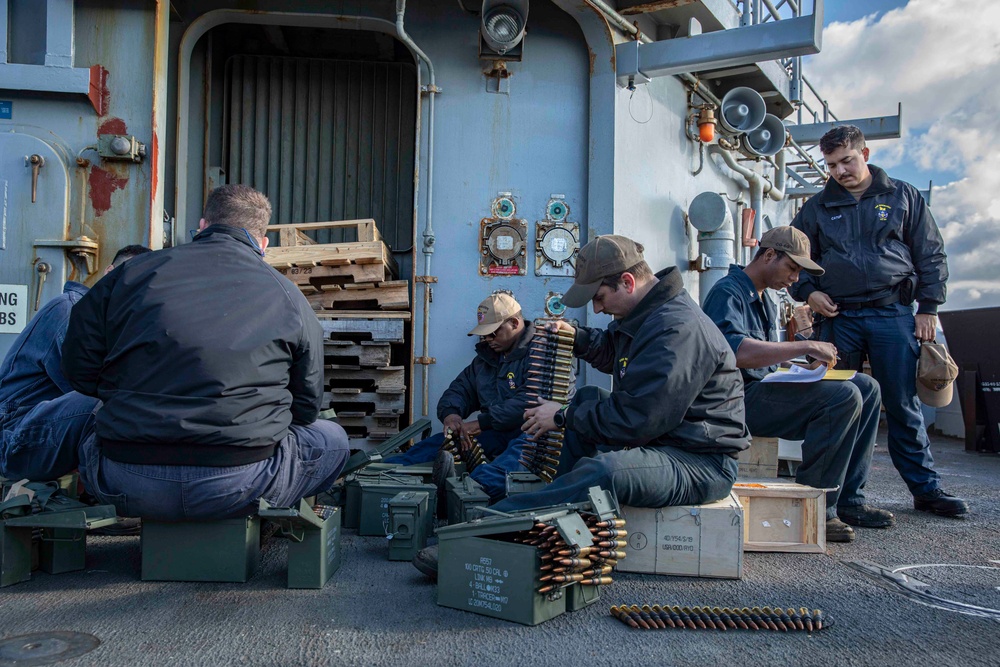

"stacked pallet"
[265, 220, 410, 451]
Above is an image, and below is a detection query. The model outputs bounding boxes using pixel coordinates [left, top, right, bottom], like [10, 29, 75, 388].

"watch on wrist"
[553, 404, 569, 428]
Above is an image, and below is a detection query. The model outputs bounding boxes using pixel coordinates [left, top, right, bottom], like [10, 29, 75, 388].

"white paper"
[760, 363, 828, 384]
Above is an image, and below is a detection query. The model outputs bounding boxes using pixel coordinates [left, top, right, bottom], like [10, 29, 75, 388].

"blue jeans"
[0, 392, 99, 481]
[385, 428, 525, 500]
[78, 420, 350, 520]
[823, 304, 940, 496]
[744, 373, 881, 519]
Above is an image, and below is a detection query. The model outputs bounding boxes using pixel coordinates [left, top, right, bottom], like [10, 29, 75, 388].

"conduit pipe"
[395, 0, 439, 416]
[709, 146, 786, 262]
[586, 0, 722, 106]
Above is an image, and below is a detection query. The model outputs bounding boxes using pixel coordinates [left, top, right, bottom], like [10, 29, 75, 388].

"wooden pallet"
[323, 389, 406, 415]
[269, 219, 383, 245]
[308, 281, 409, 312]
[320, 318, 406, 344]
[324, 341, 392, 368]
[278, 263, 388, 293]
[325, 366, 406, 392]
[267, 240, 398, 279]
[339, 412, 402, 440]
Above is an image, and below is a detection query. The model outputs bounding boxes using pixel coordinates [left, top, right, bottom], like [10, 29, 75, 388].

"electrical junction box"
[387, 491, 431, 561]
[446, 474, 490, 525]
[480, 193, 527, 276]
[436, 487, 619, 626]
[535, 195, 579, 277]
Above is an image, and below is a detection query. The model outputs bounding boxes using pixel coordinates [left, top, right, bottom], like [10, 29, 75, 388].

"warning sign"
[0, 285, 28, 334]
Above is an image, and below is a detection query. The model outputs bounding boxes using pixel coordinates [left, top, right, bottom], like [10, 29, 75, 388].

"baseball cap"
[759, 227, 825, 276]
[916, 342, 958, 407]
[468, 292, 522, 336]
[562, 235, 645, 308]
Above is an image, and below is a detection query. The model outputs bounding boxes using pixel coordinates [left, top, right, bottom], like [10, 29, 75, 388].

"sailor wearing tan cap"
[489, 234, 750, 514]
[385, 291, 548, 501]
[703, 226, 891, 542]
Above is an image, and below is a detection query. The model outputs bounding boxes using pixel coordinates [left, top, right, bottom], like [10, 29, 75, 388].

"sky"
[803, 0, 1000, 312]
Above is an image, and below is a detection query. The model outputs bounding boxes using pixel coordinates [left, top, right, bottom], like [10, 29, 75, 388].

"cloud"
[804, 0, 1000, 311]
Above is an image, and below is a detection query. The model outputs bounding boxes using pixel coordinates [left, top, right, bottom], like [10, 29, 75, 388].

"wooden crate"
[732, 481, 826, 553]
[307, 281, 409, 312]
[738, 437, 779, 478]
[616, 492, 744, 579]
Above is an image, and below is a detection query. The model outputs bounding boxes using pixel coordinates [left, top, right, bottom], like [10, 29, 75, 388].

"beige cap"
[468, 292, 522, 336]
[917, 342, 958, 407]
[759, 226, 825, 276]
[562, 235, 645, 308]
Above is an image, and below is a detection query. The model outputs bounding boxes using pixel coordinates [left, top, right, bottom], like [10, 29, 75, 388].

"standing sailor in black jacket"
[493, 235, 749, 513]
[791, 125, 967, 518]
[63, 185, 350, 520]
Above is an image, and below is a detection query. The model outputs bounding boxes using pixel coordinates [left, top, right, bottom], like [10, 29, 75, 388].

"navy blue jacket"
[0, 282, 87, 427]
[566, 267, 749, 457]
[62, 226, 324, 467]
[437, 322, 538, 432]
[790, 165, 948, 314]
[702, 265, 779, 384]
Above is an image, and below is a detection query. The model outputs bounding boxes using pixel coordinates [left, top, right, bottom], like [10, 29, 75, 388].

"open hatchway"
[175, 17, 420, 451]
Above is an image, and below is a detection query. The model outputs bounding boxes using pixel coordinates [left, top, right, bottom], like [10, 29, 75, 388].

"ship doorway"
[177, 19, 418, 256]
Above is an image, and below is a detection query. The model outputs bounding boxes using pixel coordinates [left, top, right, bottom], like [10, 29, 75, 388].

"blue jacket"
[0, 282, 87, 427]
[702, 265, 779, 384]
[790, 165, 948, 314]
[437, 322, 539, 432]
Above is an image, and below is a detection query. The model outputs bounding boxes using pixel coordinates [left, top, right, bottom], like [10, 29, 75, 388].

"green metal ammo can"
[445, 474, 490, 525]
[387, 491, 430, 561]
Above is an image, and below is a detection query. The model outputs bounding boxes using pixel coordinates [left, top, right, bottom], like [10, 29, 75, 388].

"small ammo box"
[445, 474, 490, 525]
[436, 487, 621, 626]
[258, 500, 343, 589]
[141, 516, 260, 583]
[505, 472, 547, 496]
[387, 491, 430, 561]
[353, 473, 436, 536]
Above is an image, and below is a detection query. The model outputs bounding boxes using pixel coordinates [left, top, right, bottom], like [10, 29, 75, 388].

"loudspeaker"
[719, 87, 766, 134]
[742, 114, 786, 157]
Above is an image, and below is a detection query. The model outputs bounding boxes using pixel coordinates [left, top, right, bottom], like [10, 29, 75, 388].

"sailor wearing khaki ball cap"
[703, 226, 891, 542]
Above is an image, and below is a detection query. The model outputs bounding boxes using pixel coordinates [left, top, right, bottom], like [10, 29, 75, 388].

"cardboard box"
[616, 493, 743, 579]
[733, 481, 826, 553]
[738, 437, 779, 478]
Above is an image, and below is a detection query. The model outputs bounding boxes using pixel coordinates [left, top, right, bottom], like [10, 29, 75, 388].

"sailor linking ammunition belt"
[440, 429, 487, 471]
[514, 516, 626, 595]
[520, 321, 576, 482]
[609, 605, 829, 631]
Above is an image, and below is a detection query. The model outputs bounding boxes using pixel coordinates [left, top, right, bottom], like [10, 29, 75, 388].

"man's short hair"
[599, 260, 655, 289]
[202, 185, 273, 239]
[112, 245, 152, 268]
[819, 125, 866, 155]
[751, 247, 787, 264]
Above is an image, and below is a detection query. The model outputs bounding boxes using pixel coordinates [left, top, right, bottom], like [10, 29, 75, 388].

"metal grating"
[223, 55, 417, 249]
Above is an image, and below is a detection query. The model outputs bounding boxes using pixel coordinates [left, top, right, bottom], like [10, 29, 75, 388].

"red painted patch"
[88, 65, 110, 116]
[98, 117, 127, 136]
[89, 166, 129, 217]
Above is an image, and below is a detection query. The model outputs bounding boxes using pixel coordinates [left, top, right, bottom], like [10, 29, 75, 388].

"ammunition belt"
[610, 604, 829, 632]
[520, 320, 576, 482]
